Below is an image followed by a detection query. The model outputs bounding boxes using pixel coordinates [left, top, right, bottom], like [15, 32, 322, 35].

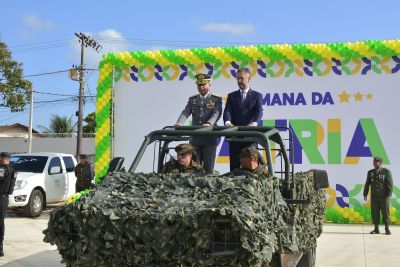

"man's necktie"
[241, 91, 246, 105]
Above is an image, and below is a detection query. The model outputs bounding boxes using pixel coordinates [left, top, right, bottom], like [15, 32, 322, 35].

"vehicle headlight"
[14, 180, 28, 190]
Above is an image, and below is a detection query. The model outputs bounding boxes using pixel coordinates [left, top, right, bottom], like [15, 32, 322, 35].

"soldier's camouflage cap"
[373, 156, 383, 162]
[0, 152, 11, 158]
[239, 146, 259, 159]
[175, 144, 193, 155]
[195, 73, 211, 85]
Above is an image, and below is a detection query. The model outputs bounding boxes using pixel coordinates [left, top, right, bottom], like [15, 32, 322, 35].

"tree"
[0, 41, 32, 112]
[83, 112, 95, 133]
[39, 114, 76, 133]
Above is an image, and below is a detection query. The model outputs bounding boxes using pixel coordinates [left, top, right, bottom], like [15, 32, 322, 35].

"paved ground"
[0, 208, 399, 266]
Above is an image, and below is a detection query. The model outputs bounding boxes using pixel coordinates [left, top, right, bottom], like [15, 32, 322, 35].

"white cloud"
[199, 22, 255, 36]
[22, 13, 56, 31]
[69, 29, 132, 68]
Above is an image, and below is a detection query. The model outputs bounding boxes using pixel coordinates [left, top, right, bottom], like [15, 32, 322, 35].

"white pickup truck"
[9, 152, 78, 217]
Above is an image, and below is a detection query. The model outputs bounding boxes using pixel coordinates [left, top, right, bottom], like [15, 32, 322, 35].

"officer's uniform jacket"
[363, 168, 393, 198]
[0, 164, 16, 196]
[162, 160, 205, 175]
[177, 93, 222, 145]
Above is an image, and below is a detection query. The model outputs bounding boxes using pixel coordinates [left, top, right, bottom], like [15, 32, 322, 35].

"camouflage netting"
[43, 171, 325, 267]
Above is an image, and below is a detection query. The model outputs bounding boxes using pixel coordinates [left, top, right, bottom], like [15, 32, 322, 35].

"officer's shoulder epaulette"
[189, 94, 198, 99]
[211, 93, 222, 98]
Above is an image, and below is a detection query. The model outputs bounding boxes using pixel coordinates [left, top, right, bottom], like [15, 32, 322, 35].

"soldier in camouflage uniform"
[363, 156, 393, 235]
[175, 73, 222, 174]
[162, 144, 205, 175]
[223, 146, 268, 177]
[75, 154, 94, 192]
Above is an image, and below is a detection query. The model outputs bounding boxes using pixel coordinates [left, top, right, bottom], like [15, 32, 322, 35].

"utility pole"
[73, 33, 101, 158]
[28, 87, 34, 153]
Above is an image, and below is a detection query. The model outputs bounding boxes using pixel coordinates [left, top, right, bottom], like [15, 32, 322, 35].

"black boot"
[370, 226, 379, 234]
[385, 223, 391, 235]
[0, 243, 4, 257]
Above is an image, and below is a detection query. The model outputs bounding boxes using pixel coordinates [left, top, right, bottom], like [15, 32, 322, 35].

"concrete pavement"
[316, 224, 400, 267]
[0, 210, 398, 267]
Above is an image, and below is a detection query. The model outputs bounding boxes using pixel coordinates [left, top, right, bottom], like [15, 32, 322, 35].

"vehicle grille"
[205, 217, 240, 256]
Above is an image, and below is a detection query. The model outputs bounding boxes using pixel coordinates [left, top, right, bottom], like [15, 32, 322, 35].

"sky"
[0, 0, 399, 130]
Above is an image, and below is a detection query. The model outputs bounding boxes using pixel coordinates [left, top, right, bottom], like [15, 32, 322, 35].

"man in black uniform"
[0, 152, 16, 256]
[363, 156, 393, 235]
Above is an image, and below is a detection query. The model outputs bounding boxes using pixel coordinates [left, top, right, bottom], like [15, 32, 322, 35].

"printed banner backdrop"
[96, 40, 400, 223]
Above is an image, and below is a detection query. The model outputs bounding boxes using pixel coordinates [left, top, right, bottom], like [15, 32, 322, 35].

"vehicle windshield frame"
[11, 155, 49, 174]
[129, 126, 290, 180]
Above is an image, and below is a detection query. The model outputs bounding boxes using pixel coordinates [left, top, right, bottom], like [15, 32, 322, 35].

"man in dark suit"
[175, 73, 223, 173]
[223, 68, 263, 171]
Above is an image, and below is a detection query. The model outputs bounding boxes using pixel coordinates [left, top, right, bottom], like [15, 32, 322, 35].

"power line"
[34, 90, 95, 98]
[12, 41, 77, 54]
[24, 70, 70, 78]
[8, 38, 74, 48]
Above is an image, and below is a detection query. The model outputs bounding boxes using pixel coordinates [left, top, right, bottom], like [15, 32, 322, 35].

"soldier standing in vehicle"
[75, 154, 94, 192]
[162, 144, 205, 175]
[175, 73, 222, 174]
[0, 152, 16, 257]
[363, 156, 393, 235]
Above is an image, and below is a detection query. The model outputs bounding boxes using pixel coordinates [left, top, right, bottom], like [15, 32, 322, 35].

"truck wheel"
[24, 190, 44, 218]
[297, 247, 316, 267]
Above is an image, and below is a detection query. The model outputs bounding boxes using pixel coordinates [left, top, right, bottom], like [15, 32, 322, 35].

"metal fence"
[0, 132, 95, 138]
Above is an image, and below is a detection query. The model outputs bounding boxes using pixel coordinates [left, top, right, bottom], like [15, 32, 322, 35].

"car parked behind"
[9, 152, 77, 217]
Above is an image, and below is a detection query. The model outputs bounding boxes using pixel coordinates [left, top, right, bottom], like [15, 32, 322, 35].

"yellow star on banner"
[353, 92, 364, 102]
[366, 93, 373, 100]
[338, 91, 351, 103]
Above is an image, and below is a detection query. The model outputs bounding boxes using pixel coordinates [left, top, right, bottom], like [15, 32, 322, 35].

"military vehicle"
[44, 126, 328, 267]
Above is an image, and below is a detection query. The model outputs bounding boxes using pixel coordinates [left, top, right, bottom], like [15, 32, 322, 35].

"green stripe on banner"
[349, 184, 364, 197]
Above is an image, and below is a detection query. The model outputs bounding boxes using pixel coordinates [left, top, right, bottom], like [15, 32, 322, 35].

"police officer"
[162, 144, 205, 175]
[0, 152, 16, 257]
[175, 73, 222, 174]
[363, 156, 393, 235]
[74, 154, 94, 193]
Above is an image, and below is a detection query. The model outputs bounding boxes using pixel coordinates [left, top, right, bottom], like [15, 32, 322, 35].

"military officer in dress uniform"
[175, 73, 222, 174]
[363, 156, 393, 235]
[162, 144, 205, 175]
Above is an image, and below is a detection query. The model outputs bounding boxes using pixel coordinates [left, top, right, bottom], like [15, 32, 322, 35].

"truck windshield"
[11, 156, 49, 173]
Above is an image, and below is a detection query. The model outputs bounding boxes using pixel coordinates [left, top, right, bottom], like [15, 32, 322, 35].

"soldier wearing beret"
[175, 73, 222, 174]
[363, 156, 393, 235]
[162, 144, 205, 175]
[0, 152, 16, 256]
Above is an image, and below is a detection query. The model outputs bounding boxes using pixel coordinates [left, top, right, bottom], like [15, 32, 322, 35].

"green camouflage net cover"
[43, 171, 325, 267]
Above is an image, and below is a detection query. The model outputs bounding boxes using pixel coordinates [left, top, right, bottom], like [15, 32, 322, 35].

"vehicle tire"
[297, 247, 316, 267]
[23, 190, 44, 218]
